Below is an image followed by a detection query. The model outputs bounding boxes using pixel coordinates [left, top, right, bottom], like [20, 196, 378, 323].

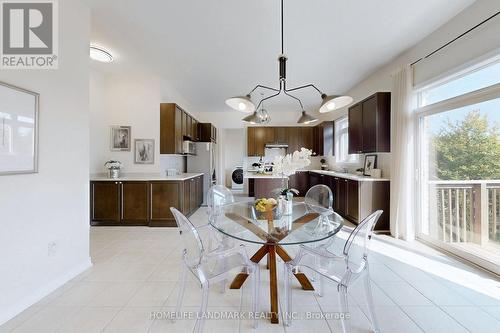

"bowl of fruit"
[254, 198, 280, 220]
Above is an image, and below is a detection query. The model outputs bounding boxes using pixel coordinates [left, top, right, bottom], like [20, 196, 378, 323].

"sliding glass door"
[416, 60, 500, 273]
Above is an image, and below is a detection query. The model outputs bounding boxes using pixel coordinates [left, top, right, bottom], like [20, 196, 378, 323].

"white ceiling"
[84, 0, 475, 113]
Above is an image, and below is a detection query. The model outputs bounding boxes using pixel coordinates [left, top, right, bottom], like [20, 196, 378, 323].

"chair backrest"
[304, 184, 333, 215]
[343, 210, 383, 273]
[170, 207, 204, 267]
[207, 185, 235, 222]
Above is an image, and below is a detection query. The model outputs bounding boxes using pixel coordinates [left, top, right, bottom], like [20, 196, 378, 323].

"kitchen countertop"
[310, 170, 389, 182]
[244, 172, 284, 179]
[90, 172, 205, 181]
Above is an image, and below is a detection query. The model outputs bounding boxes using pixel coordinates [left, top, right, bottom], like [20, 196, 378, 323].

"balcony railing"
[428, 180, 500, 245]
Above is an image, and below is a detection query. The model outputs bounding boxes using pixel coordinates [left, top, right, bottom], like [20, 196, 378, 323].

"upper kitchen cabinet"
[160, 103, 201, 154]
[348, 92, 391, 154]
[246, 124, 332, 156]
[199, 123, 217, 143]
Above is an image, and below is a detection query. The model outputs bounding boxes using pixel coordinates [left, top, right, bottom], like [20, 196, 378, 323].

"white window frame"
[334, 116, 359, 165]
[414, 60, 500, 274]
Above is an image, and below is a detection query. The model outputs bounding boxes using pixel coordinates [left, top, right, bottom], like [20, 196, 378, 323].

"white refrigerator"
[187, 142, 216, 205]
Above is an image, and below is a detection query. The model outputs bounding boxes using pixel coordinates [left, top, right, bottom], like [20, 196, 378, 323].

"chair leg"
[220, 258, 228, 293]
[173, 265, 188, 322]
[363, 272, 380, 333]
[318, 275, 325, 297]
[338, 285, 351, 333]
[283, 264, 293, 327]
[194, 282, 209, 333]
[251, 264, 260, 329]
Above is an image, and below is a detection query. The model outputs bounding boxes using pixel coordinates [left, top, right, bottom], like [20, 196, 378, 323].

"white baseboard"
[0, 258, 92, 325]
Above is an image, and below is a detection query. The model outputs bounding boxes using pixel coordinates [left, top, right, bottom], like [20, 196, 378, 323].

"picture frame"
[0, 81, 39, 175]
[134, 139, 155, 164]
[110, 126, 131, 151]
[363, 154, 377, 176]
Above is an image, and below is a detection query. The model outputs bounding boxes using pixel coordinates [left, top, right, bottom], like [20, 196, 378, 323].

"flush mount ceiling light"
[90, 46, 113, 63]
[225, 0, 352, 123]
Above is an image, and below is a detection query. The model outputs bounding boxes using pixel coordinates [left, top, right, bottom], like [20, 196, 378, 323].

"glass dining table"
[210, 200, 344, 324]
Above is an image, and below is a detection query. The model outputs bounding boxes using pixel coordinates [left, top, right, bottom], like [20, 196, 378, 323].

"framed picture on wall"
[0, 81, 39, 175]
[134, 139, 154, 164]
[363, 154, 377, 176]
[110, 126, 131, 151]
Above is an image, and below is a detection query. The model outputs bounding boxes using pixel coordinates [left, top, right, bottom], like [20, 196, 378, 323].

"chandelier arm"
[285, 83, 324, 96]
[254, 89, 282, 110]
[283, 90, 305, 111]
[248, 84, 280, 95]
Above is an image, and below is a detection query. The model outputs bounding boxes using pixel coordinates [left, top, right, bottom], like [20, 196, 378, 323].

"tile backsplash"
[160, 155, 186, 174]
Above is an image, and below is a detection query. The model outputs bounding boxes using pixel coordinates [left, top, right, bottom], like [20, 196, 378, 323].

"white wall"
[222, 129, 245, 187]
[89, 71, 195, 174]
[0, 0, 91, 324]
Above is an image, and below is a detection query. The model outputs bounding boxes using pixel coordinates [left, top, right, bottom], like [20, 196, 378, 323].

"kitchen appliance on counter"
[187, 142, 217, 205]
[182, 140, 196, 155]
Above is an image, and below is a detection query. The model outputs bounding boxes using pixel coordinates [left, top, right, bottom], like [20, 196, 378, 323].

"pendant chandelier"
[242, 93, 271, 124]
[225, 0, 353, 124]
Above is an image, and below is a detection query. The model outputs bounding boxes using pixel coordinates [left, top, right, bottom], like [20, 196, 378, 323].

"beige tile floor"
[1, 205, 500, 333]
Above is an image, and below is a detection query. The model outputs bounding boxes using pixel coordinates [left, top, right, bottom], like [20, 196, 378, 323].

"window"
[416, 56, 500, 273]
[419, 59, 500, 107]
[335, 117, 358, 164]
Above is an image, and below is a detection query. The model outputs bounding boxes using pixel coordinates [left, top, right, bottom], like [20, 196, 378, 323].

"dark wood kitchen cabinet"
[346, 179, 359, 222]
[91, 181, 148, 226]
[247, 127, 256, 156]
[189, 178, 197, 213]
[199, 123, 217, 143]
[254, 127, 267, 156]
[160, 103, 201, 154]
[289, 171, 310, 197]
[246, 124, 333, 157]
[348, 92, 391, 154]
[91, 176, 203, 227]
[121, 181, 149, 223]
[91, 182, 120, 223]
[348, 103, 363, 154]
[149, 181, 182, 227]
[308, 172, 390, 231]
[276, 127, 287, 143]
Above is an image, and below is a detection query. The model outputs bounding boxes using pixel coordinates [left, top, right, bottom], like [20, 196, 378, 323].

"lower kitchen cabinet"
[308, 172, 390, 232]
[289, 171, 310, 197]
[91, 181, 120, 223]
[121, 181, 149, 224]
[149, 181, 182, 227]
[346, 179, 359, 222]
[90, 175, 204, 227]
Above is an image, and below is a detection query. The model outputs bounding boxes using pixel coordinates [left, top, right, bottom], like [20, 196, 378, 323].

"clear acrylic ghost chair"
[284, 210, 383, 333]
[206, 185, 236, 291]
[304, 184, 334, 218]
[304, 185, 334, 280]
[171, 208, 260, 333]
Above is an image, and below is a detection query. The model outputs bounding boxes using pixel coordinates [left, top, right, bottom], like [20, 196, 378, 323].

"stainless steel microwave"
[182, 140, 196, 155]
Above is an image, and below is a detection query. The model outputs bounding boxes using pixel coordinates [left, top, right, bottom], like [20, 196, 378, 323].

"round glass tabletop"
[210, 201, 344, 245]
